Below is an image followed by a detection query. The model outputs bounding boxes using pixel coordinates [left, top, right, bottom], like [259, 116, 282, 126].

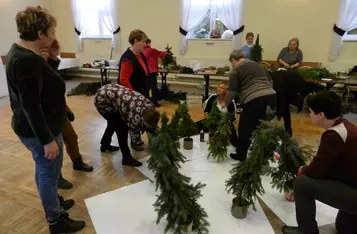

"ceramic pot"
[183, 138, 193, 150]
[231, 200, 248, 219]
[260, 161, 270, 175]
[208, 134, 214, 142]
[284, 189, 295, 202]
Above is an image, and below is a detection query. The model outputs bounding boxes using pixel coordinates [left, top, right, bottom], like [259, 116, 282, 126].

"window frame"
[75, 0, 113, 39]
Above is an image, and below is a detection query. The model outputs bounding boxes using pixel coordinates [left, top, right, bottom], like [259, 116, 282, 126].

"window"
[191, 2, 230, 40]
[343, 27, 357, 41]
[73, 0, 112, 39]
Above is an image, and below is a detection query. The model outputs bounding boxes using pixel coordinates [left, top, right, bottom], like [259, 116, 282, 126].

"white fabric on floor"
[86, 135, 275, 233]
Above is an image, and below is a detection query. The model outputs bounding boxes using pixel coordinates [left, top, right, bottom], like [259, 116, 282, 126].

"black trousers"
[149, 72, 159, 105]
[294, 175, 357, 234]
[277, 102, 293, 136]
[99, 112, 131, 158]
[236, 94, 277, 160]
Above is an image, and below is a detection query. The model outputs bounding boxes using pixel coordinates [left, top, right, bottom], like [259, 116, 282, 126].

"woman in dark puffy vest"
[117, 29, 150, 151]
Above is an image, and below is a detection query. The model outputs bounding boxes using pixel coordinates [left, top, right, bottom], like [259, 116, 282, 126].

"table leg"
[161, 72, 168, 98]
[100, 68, 104, 85]
[203, 74, 210, 102]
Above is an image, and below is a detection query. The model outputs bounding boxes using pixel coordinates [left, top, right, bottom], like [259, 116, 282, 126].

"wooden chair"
[345, 85, 357, 103]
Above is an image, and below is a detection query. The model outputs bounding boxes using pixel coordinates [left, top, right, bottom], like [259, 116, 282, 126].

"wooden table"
[159, 69, 226, 101]
[305, 78, 357, 90]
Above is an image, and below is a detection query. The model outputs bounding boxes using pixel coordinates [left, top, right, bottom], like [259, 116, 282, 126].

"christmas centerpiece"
[207, 104, 232, 162]
[226, 106, 311, 219]
[178, 103, 198, 150]
[250, 34, 263, 63]
[204, 101, 222, 142]
[162, 44, 176, 70]
[148, 113, 209, 234]
[268, 135, 311, 202]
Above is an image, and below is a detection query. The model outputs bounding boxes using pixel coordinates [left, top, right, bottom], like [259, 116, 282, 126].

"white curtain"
[215, 0, 245, 50]
[328, 0, 357, 61]
[99, 0, 121, 52]
[180, 0, 211, 54]
[71, 0, 85, 51]
[0, 58, 8, 98]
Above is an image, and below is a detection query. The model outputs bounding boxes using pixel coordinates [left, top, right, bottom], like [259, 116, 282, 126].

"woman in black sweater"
[5, 6, 84, 234]
[200, 81, 238, 146]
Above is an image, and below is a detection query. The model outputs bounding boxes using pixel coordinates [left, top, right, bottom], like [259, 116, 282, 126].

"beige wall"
[2, 0, 356, 70]
[0, 0, 51, 55]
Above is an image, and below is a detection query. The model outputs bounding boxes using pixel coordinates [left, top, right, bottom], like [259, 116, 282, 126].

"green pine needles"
[204, 101, 221, 136]
[148, 113, 209, 234]
[250, 34, 263, 62]
[162, 44, 176, 69]
[208, 111, 232, 162]
[226, 106, 310, 210]
[178, 103, 198, 140]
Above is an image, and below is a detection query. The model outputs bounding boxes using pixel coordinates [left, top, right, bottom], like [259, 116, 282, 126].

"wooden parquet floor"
[0, 95, 329, 234]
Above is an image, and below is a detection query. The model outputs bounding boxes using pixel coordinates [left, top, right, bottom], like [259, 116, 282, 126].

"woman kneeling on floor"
[197, 81, 238, 147]
[94, 84, 160, 167]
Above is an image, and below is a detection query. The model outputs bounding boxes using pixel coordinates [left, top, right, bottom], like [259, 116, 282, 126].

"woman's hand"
[283, 63, 290, 69]
[44, 140, 59, 160]
[47, 40, 60, 61]
[39, 48, 49, 61]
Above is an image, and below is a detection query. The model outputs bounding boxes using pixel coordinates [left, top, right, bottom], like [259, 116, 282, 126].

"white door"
[0, 60, 8, 98]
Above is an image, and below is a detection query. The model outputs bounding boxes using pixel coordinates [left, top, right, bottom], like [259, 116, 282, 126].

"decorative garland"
[226, 107, 312, 211]
[148, 113, 209, 234]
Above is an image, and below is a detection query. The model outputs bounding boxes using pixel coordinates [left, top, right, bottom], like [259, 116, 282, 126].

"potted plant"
[161, 44, 176, 70]
[250, 34, 263, 63]
[268, 137, 311, 202]
[208, 114, 232, 162]
[169, 108, 182, 142]
[178, 103, 198, 150]
[204, 101, 221, 142]
[148, 113, 209, 234]
[226, 154, 265, 219]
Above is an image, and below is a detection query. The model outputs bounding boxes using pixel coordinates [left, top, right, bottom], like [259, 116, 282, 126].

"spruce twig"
[148, 113, 209, 234]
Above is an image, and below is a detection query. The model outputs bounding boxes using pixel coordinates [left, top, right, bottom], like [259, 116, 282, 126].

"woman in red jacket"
[117, 29, 150, 151]
[143, 38, 167, 107]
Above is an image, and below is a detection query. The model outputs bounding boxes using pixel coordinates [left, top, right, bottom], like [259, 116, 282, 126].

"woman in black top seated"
[5, 6, 84, 233]
[199, 81, 238, 147]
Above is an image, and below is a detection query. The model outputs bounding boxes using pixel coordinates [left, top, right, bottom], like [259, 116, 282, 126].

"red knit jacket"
[302, 118, 357, 188]
[143, 46, 167, 74]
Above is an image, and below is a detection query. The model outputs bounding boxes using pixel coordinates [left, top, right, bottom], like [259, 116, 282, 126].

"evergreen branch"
[208, 116, 232, 162]
[148, 112, 209, 233]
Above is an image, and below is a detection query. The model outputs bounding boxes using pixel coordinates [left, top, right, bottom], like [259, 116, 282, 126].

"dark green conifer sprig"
[148, 113, 209, 234]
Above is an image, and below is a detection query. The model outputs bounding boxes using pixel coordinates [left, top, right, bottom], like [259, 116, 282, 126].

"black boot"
[58, 176, 73, 190]
[122, 156, 142, 167]
[58, 195, 75, 211]
[230, 153, 246, 162]
[72, 157, 94, 172]
[100, 145, 119, 153]
[282, 225, 319, 234]
[48, 212, 85, 234]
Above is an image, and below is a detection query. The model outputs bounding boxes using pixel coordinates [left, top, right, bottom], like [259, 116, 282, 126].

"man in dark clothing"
[270, 70, 307, 136]
[282, 91, 357, 234]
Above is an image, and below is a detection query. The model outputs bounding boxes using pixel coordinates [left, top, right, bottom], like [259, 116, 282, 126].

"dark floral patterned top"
[94, 84, 154, 131]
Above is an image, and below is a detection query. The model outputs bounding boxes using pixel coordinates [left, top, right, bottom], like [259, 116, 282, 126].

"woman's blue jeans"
[19, 134, 64, 222]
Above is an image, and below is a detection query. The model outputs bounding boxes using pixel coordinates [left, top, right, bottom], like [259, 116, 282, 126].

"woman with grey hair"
[277, 37, 303, 69]
[225, 49, 277, 161]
